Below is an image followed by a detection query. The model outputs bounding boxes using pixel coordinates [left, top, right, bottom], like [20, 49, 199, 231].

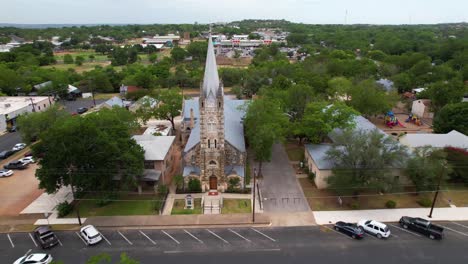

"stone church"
[181, 35, 247, 192]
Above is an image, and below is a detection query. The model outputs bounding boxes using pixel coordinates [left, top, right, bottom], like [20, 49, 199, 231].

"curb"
[94, 221, 272, 230]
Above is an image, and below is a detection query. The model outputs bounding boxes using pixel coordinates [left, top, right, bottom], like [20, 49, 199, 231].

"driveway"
[0, 163, 43, 216]
[256, 143, 310, 213]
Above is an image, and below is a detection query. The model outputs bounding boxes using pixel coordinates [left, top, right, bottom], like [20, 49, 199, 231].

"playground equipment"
[385, 111, 405, 128]
[405, 113, 422, 126]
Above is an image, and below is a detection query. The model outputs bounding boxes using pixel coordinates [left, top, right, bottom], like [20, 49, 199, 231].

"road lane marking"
[322, 226, 353, 240]
[184, 229, 203, 243]
[389, 224, 422, 237]
[139, 230, 156, 245]
[206, 229, 229, 244]
[57, 238, 63, 246]
[7, 234, 14, 248]
[100, 233, 111, 245]
[251, 228, 276, 242]
[29, 233, 38, 247]
[438, 224, 468, 237]
[164, 250, 183, 254]
[364, 232, 379, 240]
[228, 228, 251, 242]
[162, 230, 180, 244]
[118, 231, 133, 245]
[247, 248, 281, 252]
[451, 222, 468, 230]
[75, 232, 88, 246]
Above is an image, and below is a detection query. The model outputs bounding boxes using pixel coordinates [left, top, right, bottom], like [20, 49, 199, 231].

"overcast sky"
[1, 0, 466, 25]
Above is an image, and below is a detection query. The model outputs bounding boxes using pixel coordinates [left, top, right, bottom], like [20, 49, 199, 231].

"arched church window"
[218, 101, 221, 108]
[208, 139, 210, 148]
[215, 139, 217, 148]
[191, 155, 195, 164]
[209, 160, 217, 165]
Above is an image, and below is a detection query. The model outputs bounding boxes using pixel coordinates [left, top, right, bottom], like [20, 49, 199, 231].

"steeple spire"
[202, 31, 221, 98]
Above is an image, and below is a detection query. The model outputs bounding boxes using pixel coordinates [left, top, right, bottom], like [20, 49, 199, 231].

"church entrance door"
[209, 175, 217, 190]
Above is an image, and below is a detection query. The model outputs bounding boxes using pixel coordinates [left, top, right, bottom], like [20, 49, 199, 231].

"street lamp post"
[428, 162, 447, 218]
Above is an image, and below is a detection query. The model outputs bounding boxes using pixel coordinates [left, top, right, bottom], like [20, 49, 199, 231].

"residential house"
[97, 96, 131, 109]
[399, 130, 468, 151]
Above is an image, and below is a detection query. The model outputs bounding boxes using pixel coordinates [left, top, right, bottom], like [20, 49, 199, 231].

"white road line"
[451, 222, 468, 230]
[7, 234, 14, 248]
[75, 232, 88, 246]
[118, 231, 133, 245]
[100, 233, 112, 245]
[247, 248, 281, 252]
[364, 232, 379, 240]
[139, 230, 156, 245]
[251, 228, 276, 242]
[29, 233, 38, 247]
[162, 230, 180, 244]
[322, 226, 353, 240]
[184, 229, 203, 243]
[206, 229, 229, 244]
[57, 238, 63, 246]
[228, 228, 251, 242]
[164, 250, 183, 254]
[389, 224, 422, 237]
[438, 224, 468, 237]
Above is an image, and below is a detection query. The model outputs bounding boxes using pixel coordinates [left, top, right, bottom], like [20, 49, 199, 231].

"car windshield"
[40, 232, 55, 241]
[40, 254, 49, 261]
[383, 226, 389, 232]
[365, 220, 371, 225]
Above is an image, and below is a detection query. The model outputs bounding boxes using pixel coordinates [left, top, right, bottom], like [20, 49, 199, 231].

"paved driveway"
[257, 143, 310, 213]
[59, 98, 106, 113]
[0, 131, 22, 152]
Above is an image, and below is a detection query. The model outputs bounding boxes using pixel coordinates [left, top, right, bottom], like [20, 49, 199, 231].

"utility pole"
[68, 170, 82, 226]
[252, 167, 257, 223]
[428, 162, 447, 218]
[91, 85, 96, 107]
[29, 98, 36, 112]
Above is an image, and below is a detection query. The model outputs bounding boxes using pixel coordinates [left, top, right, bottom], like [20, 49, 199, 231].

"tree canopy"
[433, 102, 468, 134]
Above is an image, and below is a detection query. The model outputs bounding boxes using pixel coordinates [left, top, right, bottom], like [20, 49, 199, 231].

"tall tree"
[137, 88, 183, 131]
[170, 47, 187, 63]
[433, 102, 468, 134]
[326, 129, 408, 195]
[244, 98, 289, 176]
[348, 79, 398, 117]
[33, 108, 144, 194]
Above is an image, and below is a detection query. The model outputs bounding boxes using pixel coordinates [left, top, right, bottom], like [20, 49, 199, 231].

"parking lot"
[2, 222, 468, 263]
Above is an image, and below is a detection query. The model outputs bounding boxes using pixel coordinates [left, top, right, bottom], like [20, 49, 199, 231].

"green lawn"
[222, 199, 251, 214]
[171, 199, 202, 215]
[284, 142, 304, 161]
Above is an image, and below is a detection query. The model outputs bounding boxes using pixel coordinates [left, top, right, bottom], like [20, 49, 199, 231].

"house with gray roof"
[399, 130, 468, 151]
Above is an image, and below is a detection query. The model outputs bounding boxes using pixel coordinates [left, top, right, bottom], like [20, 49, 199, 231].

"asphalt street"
[2, 222, 468, 264]
[0, 131, 21, 152]
[59, 99, 106, 114]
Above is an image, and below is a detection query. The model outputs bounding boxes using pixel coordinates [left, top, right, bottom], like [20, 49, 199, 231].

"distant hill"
[0, 23, 130, 29]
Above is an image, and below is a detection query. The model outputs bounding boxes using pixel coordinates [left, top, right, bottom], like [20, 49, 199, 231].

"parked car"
[33, 226, 59, 249]
[77, 107, 88, 114]
[13, 253, 53, 264]
[0, 149, 14, 159]
[19, 156, 36, 164]
[334, 221, 365, 239]
[12, 143, 27, 151]
[399, 216, 444, 240]
[0, 169, 13, 177]
[80, 225, 103, 245]
[4, 160, 28, 170]
[358, 219, 391, 239]
[7, 126, 17, 132]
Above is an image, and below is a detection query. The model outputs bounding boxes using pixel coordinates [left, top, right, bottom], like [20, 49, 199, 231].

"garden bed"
[171, 199, 202, 215]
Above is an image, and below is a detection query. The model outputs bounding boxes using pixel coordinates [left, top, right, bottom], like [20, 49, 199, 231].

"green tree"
[326, 129, 408, 195]
[148, 53, 158, 63]
[63, 54, 74, 64]
[285, 84, 314, 121]
[186, 41, 207, 62]
[433, 102, 468, 134]
[33, 108, 144, 194]
[171, 47, 187, 63]
[244, 98, 289, 176]
[348, 79, 398, 117]
[137, 88, 183, 131]
[298, 102, 358, 143]
[423, 79, 465, 112]
[88, 54, 95, 62]
[406, 146, 451, 191]
[75, 55, 85, 66]
[17, 105, 69, 144]
[327, 77, 352, 101]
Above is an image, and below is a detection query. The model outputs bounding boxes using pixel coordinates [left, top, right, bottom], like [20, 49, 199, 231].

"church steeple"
[202, 33, 221, 98]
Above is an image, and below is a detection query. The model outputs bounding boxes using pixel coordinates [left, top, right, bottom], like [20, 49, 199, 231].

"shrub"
[57, 201, 73, 217]
[350, 201, 360, 210]
[227, 177, 241, 192]
[417, 197, 432, 207]
[385, 200, 397, 208]
[157, 184, 168, 196]
[188, 178, 202, 192]
[308, 172, 315, 183]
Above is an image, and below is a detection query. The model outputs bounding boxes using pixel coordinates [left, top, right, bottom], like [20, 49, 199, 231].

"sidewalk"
[84, 213, 270, 228]
[313, 207, 468, 225]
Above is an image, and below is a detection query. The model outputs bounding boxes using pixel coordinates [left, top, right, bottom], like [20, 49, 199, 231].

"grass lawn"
[298, 178, 464, 211]
[42, 61, 111, 73]
[284, 141, 304, 161]
[66, 195, 160, 217]
[171, 199, 202, 215]
[222, 199, 251, 214]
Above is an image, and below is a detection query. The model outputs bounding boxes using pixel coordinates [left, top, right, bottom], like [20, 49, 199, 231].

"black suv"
[0, 150, 15, 159]
[34, 226, 59, 249]
[77, 107, 88, 114]
[4, 160, 28, 170]
[334, 221, 365, 239]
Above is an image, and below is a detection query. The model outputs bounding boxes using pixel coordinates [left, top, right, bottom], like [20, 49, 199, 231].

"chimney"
[190, 108, 194, 129]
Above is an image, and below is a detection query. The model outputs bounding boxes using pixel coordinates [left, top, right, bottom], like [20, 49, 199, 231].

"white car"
[80, 225, 103, 245]
[0, 169, 13, 177]
[19, 156, 35, 164]
[13, 253, 53, 264]
[12, 143, 26, 151]
[358, 219, 391, 239]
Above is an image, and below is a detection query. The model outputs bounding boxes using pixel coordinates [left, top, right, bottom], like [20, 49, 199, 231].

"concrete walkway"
[313, 207, 468, 225]
[21, 186, 73, 214]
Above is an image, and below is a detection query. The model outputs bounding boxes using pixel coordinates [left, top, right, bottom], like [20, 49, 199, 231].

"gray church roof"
[183, 97, 248, 153]
[183, 165, 200, 176]
[225, 165, 245, 178]
[203, 34, 221, 98]
[329, 115, 387, 142]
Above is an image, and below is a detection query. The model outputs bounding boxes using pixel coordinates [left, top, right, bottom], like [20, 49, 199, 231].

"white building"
[0, 97, 53, 132]
[399, 130, 468, 151]
[412, 99, 434, 118]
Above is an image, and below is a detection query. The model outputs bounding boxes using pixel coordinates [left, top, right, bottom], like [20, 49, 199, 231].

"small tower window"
[208, 139, 210, 148]
[201, 102, 204, 108]
[215, 139, 217, 148]
[218, 101, 221, 108]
